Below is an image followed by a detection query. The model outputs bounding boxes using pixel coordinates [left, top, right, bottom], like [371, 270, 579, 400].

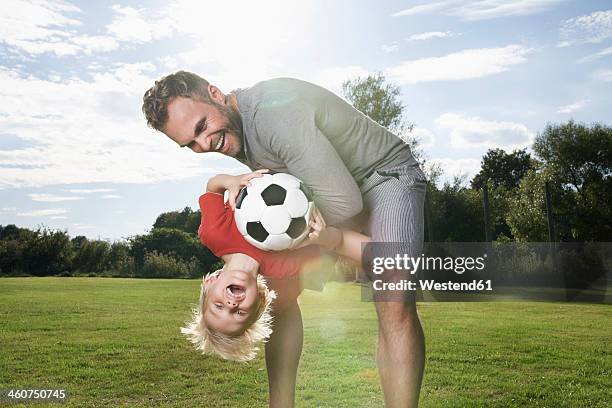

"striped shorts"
[359, 162, 427, 280]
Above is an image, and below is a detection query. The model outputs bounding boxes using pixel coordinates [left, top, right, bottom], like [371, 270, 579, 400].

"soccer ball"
[234, 173, 315, 251]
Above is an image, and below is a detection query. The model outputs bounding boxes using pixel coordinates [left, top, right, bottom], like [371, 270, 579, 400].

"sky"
[0, 0, 610, 241]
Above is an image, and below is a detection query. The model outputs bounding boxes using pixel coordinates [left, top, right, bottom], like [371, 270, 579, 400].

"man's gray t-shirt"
[234, 78, 417, 226]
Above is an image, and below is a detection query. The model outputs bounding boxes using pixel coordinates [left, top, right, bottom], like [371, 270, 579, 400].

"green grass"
[0, 278, 610, 407]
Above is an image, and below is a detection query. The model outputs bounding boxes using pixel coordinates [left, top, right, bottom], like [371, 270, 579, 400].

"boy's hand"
[227, 169, 269, 210]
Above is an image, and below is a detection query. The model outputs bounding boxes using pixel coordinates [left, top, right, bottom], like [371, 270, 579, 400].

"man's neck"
[227, 93, 239, 112]
[227, 92, 247, 161]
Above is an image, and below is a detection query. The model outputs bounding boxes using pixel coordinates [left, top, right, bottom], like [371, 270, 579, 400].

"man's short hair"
[180, 270, 276, 362]
[142, 71, 211, 132]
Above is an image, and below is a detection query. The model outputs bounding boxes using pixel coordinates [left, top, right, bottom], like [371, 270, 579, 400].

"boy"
[181, 170, 368, 361]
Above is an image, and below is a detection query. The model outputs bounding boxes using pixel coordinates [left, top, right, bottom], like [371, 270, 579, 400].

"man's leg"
[375, 299, 425, 408]
[265, 300, 303, 408]
[362, 164, 427, 407]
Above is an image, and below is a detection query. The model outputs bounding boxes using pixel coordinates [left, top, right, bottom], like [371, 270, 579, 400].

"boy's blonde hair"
[180, 269, 276, 362]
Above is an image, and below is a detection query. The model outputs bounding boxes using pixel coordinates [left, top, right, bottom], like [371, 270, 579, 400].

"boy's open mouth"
[226, 284, 245, 300]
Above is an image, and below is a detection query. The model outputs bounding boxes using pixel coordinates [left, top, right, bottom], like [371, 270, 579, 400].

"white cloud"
[0, 0, 81, 56]
[560, 10, 612, 46]
[1, 207, 17, 213]
[406, 31, 456, 41]
[429, 158, 482, 181]
[50, 215, 68, 219]
[17, 208, 68, 217]
[382, 41, 399, 53]
[155, 0, 314, 89]
[435, 113, 533, 149]
[72, 223, 96, 229]
[556, 100, 589, 114]
[410, 128, 436, 149]
[29, 193, 84, 202]
[578, 46, 612, 63]
[393, 0, 564, 21]
[311, 66, 372, 95]
[106, 5, 173, 44]
[0, 1, 174, 57]
[0, 1, 125, 56]
[64, 188, 114, 194]
[72, 35, 119, 54]
[592, 69, 612, 82]
[102, 194, 121, 199]
[0, 64, 237, 188]
[386, 45, 532, 84]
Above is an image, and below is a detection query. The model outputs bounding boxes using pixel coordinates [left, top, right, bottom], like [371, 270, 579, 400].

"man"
[142, 71, 426, 407]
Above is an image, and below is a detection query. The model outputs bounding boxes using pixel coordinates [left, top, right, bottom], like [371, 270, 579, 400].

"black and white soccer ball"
[234, 173, 315, 251]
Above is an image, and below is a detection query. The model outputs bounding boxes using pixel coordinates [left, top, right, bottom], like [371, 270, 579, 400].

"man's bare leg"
[375, 300, 425, 407]
[265, 300, 303, 408]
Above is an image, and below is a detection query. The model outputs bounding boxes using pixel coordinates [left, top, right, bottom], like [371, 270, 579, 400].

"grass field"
[1, 278, 610, 407]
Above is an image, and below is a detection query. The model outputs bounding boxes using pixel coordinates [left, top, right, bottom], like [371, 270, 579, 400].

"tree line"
[0, 211, 218, 278]
[343, 74, 611, 243]
[1, 74, 609, 278]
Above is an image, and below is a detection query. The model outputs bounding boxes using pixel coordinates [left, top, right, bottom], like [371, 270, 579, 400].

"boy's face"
[203, 269, 261, 336]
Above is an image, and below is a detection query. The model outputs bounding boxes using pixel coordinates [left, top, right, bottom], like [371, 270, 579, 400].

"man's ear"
[207, 85, 225, 104]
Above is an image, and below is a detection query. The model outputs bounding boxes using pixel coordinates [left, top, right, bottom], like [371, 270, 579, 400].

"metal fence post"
[483, 184, 491, 242]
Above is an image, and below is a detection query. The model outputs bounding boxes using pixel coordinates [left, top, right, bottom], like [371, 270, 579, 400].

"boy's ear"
[203, 270, 221, 286]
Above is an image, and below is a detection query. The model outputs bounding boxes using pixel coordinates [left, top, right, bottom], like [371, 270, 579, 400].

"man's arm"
[257, 104, 363, 226]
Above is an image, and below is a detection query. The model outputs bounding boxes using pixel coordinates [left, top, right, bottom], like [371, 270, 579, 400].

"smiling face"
[163, 95, 244, 157]
[202, 268, 261, 336]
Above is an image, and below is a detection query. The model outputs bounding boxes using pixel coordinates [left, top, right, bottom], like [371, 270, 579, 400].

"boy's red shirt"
[198, 192, 321, 278]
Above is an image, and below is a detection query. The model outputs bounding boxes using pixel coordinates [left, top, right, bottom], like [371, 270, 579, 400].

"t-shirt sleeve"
[255, 102, 363, 226]
[198, 192, 228, 240]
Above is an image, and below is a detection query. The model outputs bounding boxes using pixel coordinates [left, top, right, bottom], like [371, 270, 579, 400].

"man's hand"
[294, 207, 342, 250]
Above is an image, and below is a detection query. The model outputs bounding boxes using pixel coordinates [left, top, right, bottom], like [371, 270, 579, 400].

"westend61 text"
[373, 279, 493, 291]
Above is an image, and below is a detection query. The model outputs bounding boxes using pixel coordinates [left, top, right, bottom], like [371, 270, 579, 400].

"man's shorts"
[302, 162, 427, 292]
[359, 162, 427, 285]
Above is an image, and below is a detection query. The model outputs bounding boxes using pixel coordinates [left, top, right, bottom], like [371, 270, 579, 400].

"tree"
[0, 224, 22, 240]
[427, 175, 484, 241]
[20, 227, 73, 276]
[506, 170, 550, 242]
[469, 148, 534, 240]
[71, 235, 88, 252]
[342, 73, 423, 162]
[342, 73, 405, 130]
[534, 121, 611, 194]
[153, 207, 201, 234]
[129, 227, 217, 273]
[533, 121, 612, 241]
[471, 148, 533, 190]
[72, 239, 111, 273]
[108, 241, 133, 276]
[0, 239, 21, 275]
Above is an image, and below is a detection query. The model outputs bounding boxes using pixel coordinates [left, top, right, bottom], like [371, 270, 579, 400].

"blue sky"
[0, 0, 610, 240]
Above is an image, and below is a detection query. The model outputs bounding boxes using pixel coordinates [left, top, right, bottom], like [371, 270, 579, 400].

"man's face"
[203, 269, 261, 336]
[164, 96, 243, 157]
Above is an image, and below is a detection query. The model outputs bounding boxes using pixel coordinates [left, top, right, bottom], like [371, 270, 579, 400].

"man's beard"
[213, 99, 244, 154]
